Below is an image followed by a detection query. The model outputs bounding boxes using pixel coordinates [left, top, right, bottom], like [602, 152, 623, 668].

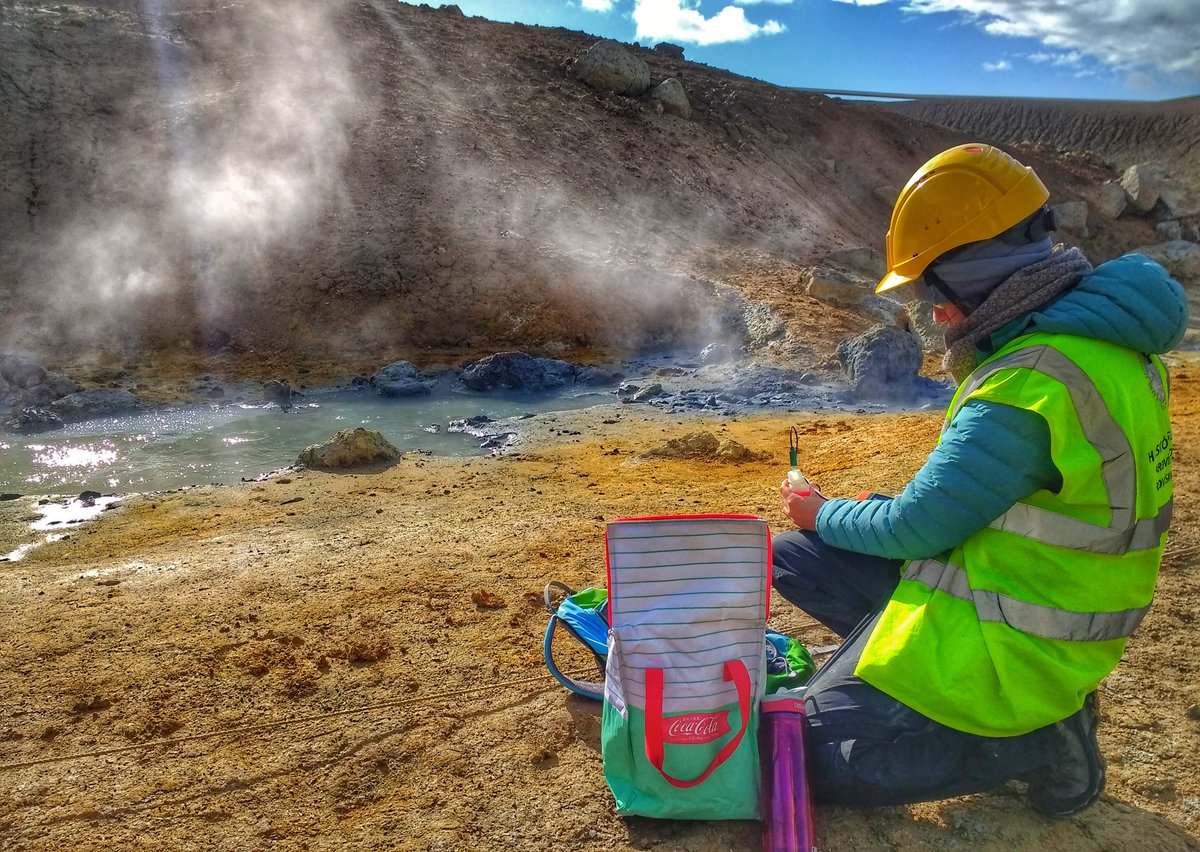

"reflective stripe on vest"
[946, 345, 1172, 555]
[904, 558, 1150, 642]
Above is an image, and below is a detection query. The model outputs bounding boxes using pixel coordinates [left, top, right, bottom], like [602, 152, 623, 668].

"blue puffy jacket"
[816, 253, 1189, 558]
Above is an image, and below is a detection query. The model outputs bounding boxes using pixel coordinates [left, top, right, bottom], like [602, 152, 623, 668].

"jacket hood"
[1020, 253, 1189, 355]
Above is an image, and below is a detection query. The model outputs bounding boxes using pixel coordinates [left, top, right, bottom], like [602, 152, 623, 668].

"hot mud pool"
[0, 388, 612, 498]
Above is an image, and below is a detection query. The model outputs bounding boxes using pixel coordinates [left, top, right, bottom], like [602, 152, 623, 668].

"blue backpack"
[542, 581, 610, 700]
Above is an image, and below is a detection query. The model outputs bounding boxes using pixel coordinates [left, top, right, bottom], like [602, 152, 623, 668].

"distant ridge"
[873, 95, 1200, 178]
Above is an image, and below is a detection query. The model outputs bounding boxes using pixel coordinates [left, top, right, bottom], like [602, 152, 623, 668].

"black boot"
[1025, 692, 1106, 818]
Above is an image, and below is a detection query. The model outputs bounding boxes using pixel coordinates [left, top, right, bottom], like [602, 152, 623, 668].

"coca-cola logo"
[663, 711, 731, 744]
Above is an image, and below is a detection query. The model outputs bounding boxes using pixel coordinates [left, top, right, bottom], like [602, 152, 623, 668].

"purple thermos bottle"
[759, 689, 815, 852]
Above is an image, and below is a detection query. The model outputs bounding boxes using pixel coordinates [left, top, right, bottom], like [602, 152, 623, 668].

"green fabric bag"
[601, 515, 770, 820]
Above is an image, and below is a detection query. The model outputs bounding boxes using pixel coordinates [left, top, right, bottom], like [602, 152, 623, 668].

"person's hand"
[780, 478, 826, 531]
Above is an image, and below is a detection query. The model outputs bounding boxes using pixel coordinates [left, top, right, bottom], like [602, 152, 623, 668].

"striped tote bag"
[600, 514, 770, 819]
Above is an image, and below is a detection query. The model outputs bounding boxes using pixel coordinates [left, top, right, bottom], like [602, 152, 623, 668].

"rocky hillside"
[0, 1, 1193, 373]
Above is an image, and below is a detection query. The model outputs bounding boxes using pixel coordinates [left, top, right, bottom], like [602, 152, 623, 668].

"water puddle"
[0, 388, 610, 496]
[1, 495, 122, 562]
[32, 495, 123, 531]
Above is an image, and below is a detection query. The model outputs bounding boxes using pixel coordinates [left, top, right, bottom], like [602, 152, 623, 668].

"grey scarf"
[943, 247, 1093, 382]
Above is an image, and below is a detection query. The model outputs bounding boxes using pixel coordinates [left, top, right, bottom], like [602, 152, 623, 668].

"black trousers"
[772, 530, 1061, 806]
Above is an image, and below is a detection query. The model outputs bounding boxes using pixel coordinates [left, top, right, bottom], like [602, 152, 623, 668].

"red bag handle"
[644, 660, 752, 788]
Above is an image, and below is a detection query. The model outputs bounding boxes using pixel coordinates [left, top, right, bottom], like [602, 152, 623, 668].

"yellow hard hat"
[876, 144, 1050, 294]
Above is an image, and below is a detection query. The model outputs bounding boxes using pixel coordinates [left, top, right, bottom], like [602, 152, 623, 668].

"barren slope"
[0, 0, 1146, 373]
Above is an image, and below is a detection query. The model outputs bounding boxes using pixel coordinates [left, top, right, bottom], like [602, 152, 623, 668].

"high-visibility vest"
[855, 331, 1173, 737]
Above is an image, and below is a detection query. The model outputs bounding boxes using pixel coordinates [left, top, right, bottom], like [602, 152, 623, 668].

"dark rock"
[18, 385, 59, 407]
[0, 353, 47, 389]
[448, 415, 495, 432]
[574, 365, 622, 385]
[836, 325, 924, 398]
[653, 42, 685, 59]
[6, 406, 64, 433]
[371, 361, 432, 398]
[42, 372, 79, 399]
[263, 380, 293, 408]
[460, 352, 577, 392]
[480, 432, 518, 451]
[78, 491, 103, 507]
[726, 366, 809, 396]
[48, 389, 139, 423]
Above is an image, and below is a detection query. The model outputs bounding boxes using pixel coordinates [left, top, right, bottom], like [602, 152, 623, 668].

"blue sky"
[415, 0, 1200, 101]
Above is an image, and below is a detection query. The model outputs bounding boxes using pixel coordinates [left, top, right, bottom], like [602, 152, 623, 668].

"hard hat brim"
[876, 269, 920, 295]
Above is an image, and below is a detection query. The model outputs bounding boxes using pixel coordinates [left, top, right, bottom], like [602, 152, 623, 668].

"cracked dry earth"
[2, 359, 1200, 851]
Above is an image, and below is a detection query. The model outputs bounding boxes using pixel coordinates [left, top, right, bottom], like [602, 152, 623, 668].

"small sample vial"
[786, 469, 811, 496]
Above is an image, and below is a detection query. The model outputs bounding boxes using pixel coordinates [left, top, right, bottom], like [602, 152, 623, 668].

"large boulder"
[836, 325, 924, 398]
[17, 372, 79, 408]
[460, 352, 579, 391]
[575, 40, 650, 96]
[1120, 163, 1168, 213]
[370, 361, 432, 398]
[1157, 182, 1200, 219]
[1093, 182, 1128, 219]
[650, 78, 690, 119]
[48, 389, 139, 423]
[297, 427, 401, 469]
[653, 42, 685, 59]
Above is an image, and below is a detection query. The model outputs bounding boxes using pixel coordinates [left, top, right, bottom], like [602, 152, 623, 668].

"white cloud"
[732, 0, 796, 5]
[1028, 50, 1083, 66]
[633, 0, 786, 45]
[896, 0, 1200, 80]
[983, 59, 1011, 71]
[580, 0, 616, 10]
